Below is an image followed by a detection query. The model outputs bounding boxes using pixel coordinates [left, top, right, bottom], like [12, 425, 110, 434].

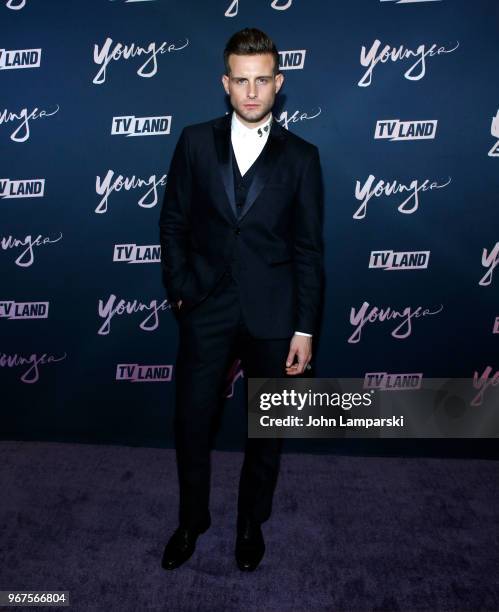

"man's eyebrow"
[230, 75, 274, 79]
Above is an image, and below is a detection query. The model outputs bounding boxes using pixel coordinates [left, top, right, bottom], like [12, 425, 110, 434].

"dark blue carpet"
[1, 441, 498, 611]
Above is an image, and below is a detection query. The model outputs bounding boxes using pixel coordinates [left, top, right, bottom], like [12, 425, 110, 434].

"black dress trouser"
[173, 267, 299, 530]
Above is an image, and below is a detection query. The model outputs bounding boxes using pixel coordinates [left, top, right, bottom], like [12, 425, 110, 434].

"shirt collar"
[231, 110, 273, 139]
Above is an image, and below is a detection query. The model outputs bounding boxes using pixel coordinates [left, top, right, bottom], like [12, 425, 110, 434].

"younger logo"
[479, 242, 499, 287]
[0, 350, 66, 384]
[348, 301, 443, 343]
[488, 109, 499, 157]
[95, 170, 166, 213]
[92, 37, 189, 85]
[472, 366, 499, 407]
[354, 174, 451, 219]
[0, 105, 60, 143]
[5, 0, 27, 9]
[225, 0, 292, 18]
[97, 294, 169, 335]
[359, 39, 458, 87]
[0, 232, 62, 267]
[111, 115, 171, 136]
[276, 107, 321, 130]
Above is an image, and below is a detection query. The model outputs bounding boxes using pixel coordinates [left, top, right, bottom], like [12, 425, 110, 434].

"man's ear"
[222, 74, 230, 95]
[275, 72, 284, 94]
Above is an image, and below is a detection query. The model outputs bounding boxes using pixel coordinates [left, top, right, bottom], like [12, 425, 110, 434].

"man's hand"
[285, 334, 312, 376]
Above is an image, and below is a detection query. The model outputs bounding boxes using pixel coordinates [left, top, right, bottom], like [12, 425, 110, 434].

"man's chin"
[235, 107, 270, 124]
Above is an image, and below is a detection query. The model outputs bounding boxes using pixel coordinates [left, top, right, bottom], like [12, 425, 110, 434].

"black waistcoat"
[231, 138, 268, 218]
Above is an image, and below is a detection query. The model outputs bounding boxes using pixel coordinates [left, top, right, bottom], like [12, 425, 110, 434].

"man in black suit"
[159, 27, 324, 571]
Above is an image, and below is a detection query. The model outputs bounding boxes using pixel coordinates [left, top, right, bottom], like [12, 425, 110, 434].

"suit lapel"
[213, 114, 237, 221]
[240, 117, 286, 221]
[212, 112, 287, 223]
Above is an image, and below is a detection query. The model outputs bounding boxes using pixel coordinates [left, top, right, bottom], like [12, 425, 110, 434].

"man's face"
[222, 53, 284, 128]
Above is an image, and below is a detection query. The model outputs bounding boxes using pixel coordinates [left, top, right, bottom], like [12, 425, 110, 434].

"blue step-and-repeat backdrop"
[1, 0, 498, 452]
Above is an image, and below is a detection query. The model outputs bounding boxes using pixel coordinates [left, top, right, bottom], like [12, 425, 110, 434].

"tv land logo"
[353, 175, 451, 219]
[359, 39, 458, 87]
[5, 0, 26, 8]
[225, 0, 292, 18]
[0, 48, 41, 70]
[479, 241, 499, 287]
[113, 244, 160, 263]
[364, 372, 423, 390]
[95, 170, 167, 214]
[279, 50, 306, 71]
[111, 115, 171, 137]
[472, 366, 499, 407]
[0, 178, 45, 199]
[0, 300, 49, 319]
[0, 105, 59, 143]
[488, 109, 499, 157]
[369, 250, 430, 270]
[116, 363, 173, 382]
[97, 294, 169, 335]
[276, 107, 321, 131]
[92, 37, 189, 85]
[375, 119, 437, 141]
[0, 232, 62, 267]
[348, 301, 443, 343]
[0, 351, 67, 384]
[493, 317, 499, 334]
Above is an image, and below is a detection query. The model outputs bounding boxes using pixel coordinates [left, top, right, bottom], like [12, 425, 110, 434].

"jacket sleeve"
[293, 145, 324, 335]
[158, 128, 192, 304]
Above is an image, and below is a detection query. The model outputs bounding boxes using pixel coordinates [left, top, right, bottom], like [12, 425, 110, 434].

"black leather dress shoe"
[235, 519, 265, 571]
[161, 519, 210, 571]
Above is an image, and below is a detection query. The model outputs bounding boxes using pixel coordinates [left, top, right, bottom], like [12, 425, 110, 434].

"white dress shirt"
[230, 111, 312, 339]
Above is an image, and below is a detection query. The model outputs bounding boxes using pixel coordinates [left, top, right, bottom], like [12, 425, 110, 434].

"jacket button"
[235, 227, 241, 235]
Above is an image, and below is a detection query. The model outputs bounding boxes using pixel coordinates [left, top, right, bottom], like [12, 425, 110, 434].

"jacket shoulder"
[278, 122, 319, 157]
[181, 115, 227, 138]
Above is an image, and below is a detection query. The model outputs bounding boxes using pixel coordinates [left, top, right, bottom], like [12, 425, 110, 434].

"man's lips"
[244, 104, 259, 108]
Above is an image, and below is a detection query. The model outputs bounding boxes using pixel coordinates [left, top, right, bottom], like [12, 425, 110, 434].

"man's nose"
[247, 82, 257, 98]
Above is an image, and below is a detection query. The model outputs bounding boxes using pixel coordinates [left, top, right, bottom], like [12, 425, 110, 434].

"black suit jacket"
[158, 112, 324, 338]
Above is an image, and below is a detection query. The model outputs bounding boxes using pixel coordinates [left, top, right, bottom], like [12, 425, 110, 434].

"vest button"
[235, 227, 241, 235]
